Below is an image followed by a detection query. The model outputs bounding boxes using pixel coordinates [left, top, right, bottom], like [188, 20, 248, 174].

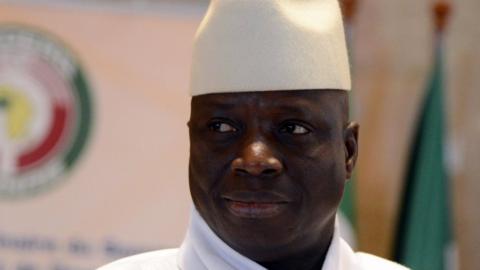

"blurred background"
[0, 0, 478, 269]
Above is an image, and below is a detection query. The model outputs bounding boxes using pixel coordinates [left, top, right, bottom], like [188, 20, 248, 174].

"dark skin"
[188, 90, 359, 270]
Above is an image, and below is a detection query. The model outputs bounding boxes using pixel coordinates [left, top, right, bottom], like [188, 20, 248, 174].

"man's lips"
[221, 191, 290, 219]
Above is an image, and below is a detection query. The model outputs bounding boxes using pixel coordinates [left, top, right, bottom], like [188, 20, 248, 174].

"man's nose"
[231, 141, 283, 177]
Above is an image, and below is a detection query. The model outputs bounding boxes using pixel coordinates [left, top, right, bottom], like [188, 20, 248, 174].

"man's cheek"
[192, 159, 225, 191]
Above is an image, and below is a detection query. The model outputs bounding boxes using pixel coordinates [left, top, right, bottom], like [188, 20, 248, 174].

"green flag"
[394, 35, 453, 270]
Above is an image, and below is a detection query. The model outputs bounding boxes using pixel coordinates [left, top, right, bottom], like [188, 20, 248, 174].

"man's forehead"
[191, 89, 348, 122]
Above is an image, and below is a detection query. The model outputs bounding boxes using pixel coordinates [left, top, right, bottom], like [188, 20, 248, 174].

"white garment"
[98, 208, 409, 270]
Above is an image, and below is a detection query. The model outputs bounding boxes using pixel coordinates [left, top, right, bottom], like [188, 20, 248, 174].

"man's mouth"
[222, 191, 290, 219]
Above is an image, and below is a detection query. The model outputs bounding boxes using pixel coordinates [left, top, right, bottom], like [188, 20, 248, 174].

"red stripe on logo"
[18, 104, 67, 169]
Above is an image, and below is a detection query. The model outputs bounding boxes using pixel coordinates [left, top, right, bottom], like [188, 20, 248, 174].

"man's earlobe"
[344, 122, 359, 179]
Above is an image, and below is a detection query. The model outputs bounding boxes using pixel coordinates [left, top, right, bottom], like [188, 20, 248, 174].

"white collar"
[177, 207, 357, 270]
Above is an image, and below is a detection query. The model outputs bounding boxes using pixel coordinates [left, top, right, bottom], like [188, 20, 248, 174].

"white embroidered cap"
[190, 0, 351, 96]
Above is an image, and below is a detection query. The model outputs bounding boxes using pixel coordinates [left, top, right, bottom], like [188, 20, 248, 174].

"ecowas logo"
[0, 26, 93, 198]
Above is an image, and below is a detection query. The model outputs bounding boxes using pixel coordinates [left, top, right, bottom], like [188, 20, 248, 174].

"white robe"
[98, 208, 409, 270]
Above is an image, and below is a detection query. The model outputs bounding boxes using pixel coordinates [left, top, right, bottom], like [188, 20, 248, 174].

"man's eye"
[280, 123, 311, 135]
[208, 122, 237, 133]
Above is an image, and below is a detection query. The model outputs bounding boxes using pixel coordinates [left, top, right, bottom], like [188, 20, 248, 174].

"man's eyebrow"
[271, 103, 336, 126]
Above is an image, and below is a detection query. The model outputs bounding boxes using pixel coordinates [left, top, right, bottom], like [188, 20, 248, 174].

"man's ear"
[344, 122, 359, 180]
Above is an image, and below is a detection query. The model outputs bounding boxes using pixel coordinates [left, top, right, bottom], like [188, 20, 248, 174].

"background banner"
[0, 2, 203, 269]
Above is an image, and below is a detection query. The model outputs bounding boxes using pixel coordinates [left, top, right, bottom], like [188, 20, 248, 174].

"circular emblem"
[0, 25, 93, 198]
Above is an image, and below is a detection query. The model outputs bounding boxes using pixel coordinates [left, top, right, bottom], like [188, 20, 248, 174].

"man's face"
[188, 90, 358, 262]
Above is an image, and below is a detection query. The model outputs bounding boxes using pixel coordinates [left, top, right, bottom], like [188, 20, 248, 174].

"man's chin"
[217, 220, 298, 259]
[226, 236, 296, 263]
